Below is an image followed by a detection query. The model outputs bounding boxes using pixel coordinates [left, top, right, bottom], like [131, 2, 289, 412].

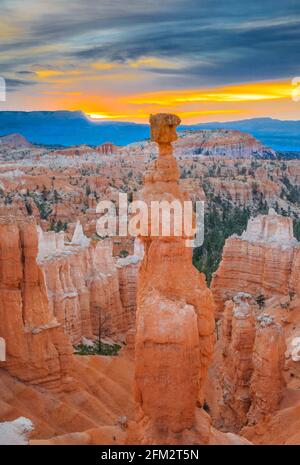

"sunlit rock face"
[211, 209, 299, 317]
[0, 215, 74, 388]
[126, 114, 249, 445]
[247, 315, 286, 425]
[0, 214, 138, 445]
[96, 142, 118, 155]
[37, 225, 140, 344]
[241, 208, 295, 244]
[218, 295, 286, 431]
[120, 129, 275, 159]
[220, 293, 257, 430]
[115, 239, 143, 335]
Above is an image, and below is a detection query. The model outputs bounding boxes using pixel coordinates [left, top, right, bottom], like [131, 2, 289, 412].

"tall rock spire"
[127, 114, 216, 444]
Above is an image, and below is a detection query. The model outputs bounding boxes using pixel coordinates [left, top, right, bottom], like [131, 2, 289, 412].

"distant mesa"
[0, 128, 274, 159]
[122, 128, 276, 159]
[0, 111, 300, 151]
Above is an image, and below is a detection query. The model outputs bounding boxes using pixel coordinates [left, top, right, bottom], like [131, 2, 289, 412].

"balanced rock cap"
[149, 113, 181, 144]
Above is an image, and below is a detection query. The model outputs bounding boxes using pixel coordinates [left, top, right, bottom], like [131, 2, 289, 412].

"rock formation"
[0, 215, 74, 388]
[126, 114, 251, 445]
[241, 208, 295, 244]
[96, 142, 118, 155]
[2, 116, 297, 445]
[0, 215, 136, 443]
[218, 295, 286, 430]
[38, 225, 140, 344]
[115, 239, 144, 333]
[220, 293, 257, 430]
[207, 177, 281, 207]
[120, 129, 275, 159]
[211, 209, 299, 316]
[247, 315, 286, 424]
[174, 130, 276, 158]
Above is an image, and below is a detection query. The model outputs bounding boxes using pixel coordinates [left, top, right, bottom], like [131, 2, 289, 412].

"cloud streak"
[0, 0, 300, 120]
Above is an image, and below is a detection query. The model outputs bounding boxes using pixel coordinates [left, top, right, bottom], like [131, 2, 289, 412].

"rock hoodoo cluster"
[0, 215, 73, 388]
[37, 222, 140, 344]
[0, 211, 141, 389]
[218, 293, 286, 430]
[247, 314, 286, 424]
[220, 293, 256, 430]
[0, 214, 137, 442]
[211, 209, 299, 316]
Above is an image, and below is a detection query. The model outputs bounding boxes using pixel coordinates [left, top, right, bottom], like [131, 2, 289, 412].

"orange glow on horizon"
[81, 80, 294, 122]
[6, 77, 297, 124]
[125, 80, 292, 106]
[87, 109, 243, 121]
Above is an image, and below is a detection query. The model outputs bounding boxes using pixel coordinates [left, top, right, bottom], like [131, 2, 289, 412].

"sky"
[0, 0, 300, 123]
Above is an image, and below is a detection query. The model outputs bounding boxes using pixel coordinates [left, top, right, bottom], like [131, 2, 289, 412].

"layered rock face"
[207, 177, 281, 207]
[38, 223, 139, 344]
[115, 239, 143, 333]
[211, 209, 299, 316]
[126, 114, 249, 445]
[0, 214, 137, 443]
[96, 142, 118, 155]
[221, 294, 256, 429]
[0, 215, 73, 388]
[120, 129, 275, 159]
[247, 315, 286, 424]
[219, 295, 286, 430]
[174, 130, 275, 158]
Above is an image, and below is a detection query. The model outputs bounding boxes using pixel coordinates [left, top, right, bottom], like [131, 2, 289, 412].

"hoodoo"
[211, 209, 299, 317]
[126, 114, 249, 445]
[213, 294, 287, 432]
[220, 293, 256, 430]
[0, 215, 74, 388]
[247, 315, 286, 424]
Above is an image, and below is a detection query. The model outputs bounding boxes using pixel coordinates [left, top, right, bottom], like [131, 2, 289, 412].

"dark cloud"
[16, 70, 36, 75]
[70, 15, 300, 85]
[4, 78, 37, 90]
[2, 0, 300, 87]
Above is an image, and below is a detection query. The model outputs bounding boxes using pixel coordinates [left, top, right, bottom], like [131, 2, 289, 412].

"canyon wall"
[120, 129, 275, 159]
[0, 215, 137, 443]
[247, 315, 286, 424]
[220, 293, 256, 430]
[38, 222, 140, 344]
[0, 215, 74, 388]
[218, 294, 286, 431]
[115, 239, 143, 334]
[211, 209, 299, 316]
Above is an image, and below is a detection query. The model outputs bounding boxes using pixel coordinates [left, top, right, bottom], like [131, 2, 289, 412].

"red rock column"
[127, 114, 215, 444]
[0, 215, 74, 389]
[247, 315, 286, 424]
[221, 299, 234, 356]
[221, 293, 256, 430]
